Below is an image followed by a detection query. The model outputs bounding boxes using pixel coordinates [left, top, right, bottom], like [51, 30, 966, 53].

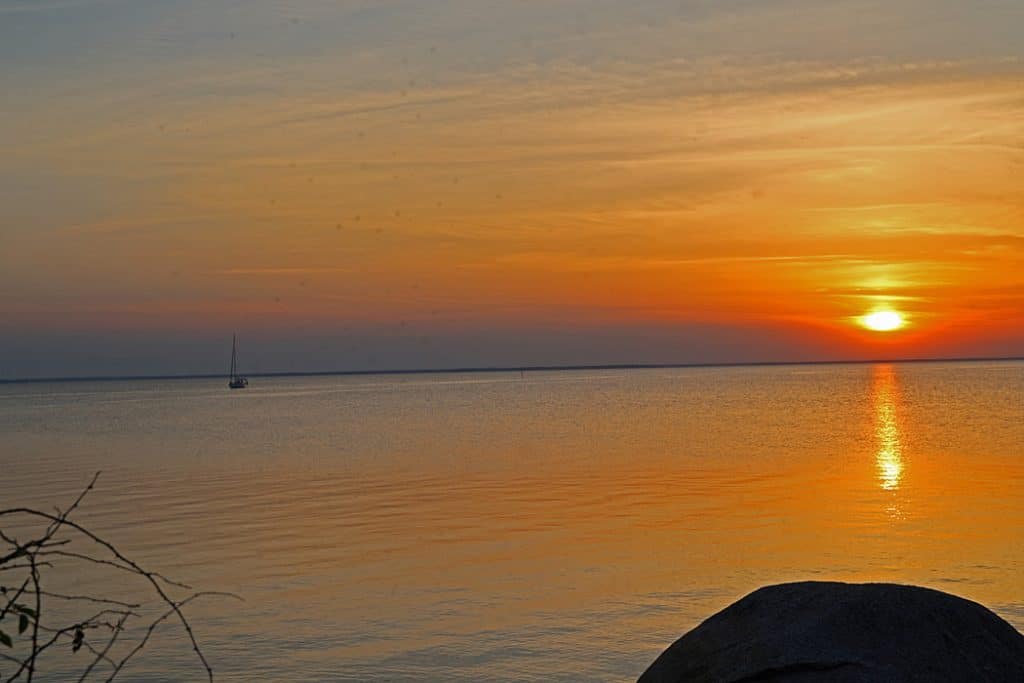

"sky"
[2, 0, 1023, 378]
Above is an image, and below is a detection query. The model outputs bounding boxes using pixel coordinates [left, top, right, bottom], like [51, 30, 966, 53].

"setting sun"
[861, 310, 906, 332]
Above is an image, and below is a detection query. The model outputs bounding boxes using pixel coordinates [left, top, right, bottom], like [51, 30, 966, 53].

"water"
[2, 362, 1023, 681]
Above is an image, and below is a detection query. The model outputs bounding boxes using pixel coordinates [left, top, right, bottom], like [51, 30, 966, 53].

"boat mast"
[230, 334, 237, 380]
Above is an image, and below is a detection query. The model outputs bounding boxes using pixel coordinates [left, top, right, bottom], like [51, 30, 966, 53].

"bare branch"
[103, 592, 236, 683]
[35, 550, 193, 591]
[27, 555, 41, 683]
[0, 578, 31, 622]
[77, 614, 129, 683]
[36, 590, 140, 609]
[0, 472, 232, 682]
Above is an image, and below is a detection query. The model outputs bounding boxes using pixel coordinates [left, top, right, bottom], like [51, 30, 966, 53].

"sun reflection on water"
[872, 365, 904, 492]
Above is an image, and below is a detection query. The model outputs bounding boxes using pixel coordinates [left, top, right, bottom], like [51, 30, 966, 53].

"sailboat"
[228, 334, 249, 389]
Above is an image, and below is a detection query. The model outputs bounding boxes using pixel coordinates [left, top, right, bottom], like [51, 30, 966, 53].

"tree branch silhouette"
[0, 473, 240, 682]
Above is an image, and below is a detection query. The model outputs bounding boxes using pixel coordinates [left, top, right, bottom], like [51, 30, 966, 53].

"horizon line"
[1, 354, 1022, 385]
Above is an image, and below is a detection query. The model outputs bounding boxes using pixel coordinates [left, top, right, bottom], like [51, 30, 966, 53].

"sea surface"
[2, 362, 1023, 681]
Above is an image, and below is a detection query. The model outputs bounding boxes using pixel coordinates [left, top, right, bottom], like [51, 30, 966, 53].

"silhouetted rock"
[640, 581, 1024, 682]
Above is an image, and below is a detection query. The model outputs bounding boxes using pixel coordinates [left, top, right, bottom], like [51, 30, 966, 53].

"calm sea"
[2, 362, 1023, 681]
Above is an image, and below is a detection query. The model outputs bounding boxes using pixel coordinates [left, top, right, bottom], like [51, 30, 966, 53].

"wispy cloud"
[0, 0, 120, 14]
[2, 1, 1024, 372]
[215, 267, 355, 276]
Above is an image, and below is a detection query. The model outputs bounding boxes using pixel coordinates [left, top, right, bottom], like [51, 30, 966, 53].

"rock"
[639, 581, 1024, 682]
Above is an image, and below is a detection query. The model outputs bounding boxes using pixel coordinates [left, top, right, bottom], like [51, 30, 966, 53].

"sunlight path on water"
[1, 362, 1023, 680]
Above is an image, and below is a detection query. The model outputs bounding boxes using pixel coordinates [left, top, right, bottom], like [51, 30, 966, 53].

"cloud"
[0, 0, 120, 14]
[2, 1, 1023, 374]
[215, 267, 355, 276]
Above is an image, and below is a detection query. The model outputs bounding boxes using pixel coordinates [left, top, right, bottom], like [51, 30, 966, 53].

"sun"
[860, 310, 906, 332]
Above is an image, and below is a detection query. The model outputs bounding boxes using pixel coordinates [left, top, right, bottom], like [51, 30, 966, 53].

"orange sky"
[2, 2, 1023, 376]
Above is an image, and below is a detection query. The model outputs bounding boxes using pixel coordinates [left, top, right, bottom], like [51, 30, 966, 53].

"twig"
[34, 550, 193, 591]
[27, 555, 41, 683]
[78, 614, 129, 682]
[103, 592, 237, 683]
[0, 472, 233, 682]
[0, 578, 31, 622]
[36, 590, 140, 609]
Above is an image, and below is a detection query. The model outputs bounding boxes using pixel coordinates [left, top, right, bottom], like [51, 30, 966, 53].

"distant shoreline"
[1, 355, 1022, 385]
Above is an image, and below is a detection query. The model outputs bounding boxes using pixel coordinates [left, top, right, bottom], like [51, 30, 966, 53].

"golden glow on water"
[872, 365, 904, 491]
[3, 364, 1024, 680]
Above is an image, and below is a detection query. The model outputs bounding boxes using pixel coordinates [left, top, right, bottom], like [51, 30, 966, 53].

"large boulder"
[640, 581, 1024, 682]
